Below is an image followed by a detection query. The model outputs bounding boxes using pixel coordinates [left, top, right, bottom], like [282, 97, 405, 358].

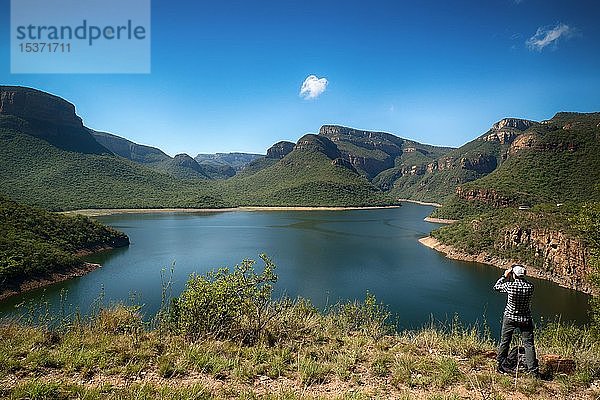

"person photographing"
[494, 264, 540, 377]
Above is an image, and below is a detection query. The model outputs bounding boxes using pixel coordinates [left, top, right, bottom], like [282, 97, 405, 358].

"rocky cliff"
[482, 118, 535, 144]
[319, 125, 402, 179]
[91, 130, 170, 164]
[266, 141, 295, 159]
[455, 187, 514, 207]
[0, 86, 83, 128]
[497, 227, 592, 292]
[0, 86, 110, 154]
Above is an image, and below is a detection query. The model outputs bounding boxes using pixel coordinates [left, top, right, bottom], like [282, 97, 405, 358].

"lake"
[0, 203, 591, 335]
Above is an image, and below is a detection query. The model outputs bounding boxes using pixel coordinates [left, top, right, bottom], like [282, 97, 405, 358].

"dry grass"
[1, 302, 600, 399]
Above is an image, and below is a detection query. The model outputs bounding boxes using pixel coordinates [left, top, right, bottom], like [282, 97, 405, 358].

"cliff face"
[498, 227, 592, 293]
[266, 141, 295, 159]
[481, 118, 534, 145]
[0, 86, 83, 128]
[0, 86, 109, 155]
[319, 125, 403, 179]
[455, 187, 514, 207]
[91, 130, 170, 164]
[331, 157, 358, 173]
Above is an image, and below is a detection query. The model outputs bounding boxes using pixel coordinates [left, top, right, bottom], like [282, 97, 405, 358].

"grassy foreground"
[1, 258, 600, 399]
[1, 306, 600, 399]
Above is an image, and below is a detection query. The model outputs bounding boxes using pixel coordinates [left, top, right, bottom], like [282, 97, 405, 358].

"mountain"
[195, 152, 263, 172]
[91, 130, 234, 179]
[234, 125, 454, 196]
[0, 86, 110, 155]
[428, 112, 600, 218]
[319, 125, 454, 182]
[5, 85, 596, 215]
[222, 133, 392, 206]
[156, 153, 211, 179]
[0, 86, 392, 209]
[455, 113, 600, 206]
[0, 86, 230, 210]
[381, 118, 535, 203]
[265, 141, 295, 159]
[90, 129, 170, 164]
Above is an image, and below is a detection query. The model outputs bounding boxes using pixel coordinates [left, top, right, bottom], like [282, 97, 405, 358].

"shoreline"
[0, 243, 128, 302]
[0, 262, 102, 302]
[61, 205, 402, 217]
[423, 216, 458, 224]
[397, 199, 442, 207]
[418, 236, 596, 295]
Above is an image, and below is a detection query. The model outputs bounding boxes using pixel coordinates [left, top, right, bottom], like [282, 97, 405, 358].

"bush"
[169, 254, 277, 343]
[330, 292, 392, 339]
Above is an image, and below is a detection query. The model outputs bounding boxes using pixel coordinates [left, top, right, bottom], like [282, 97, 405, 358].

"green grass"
[3, 300, 598, 399]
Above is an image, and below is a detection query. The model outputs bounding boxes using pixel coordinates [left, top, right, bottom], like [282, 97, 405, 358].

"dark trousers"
[497, 316, 538, 372]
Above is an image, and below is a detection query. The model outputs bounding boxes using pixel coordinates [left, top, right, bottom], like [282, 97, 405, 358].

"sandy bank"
[61, 205, 402, 217]
[423, 217, 458, 224]
[418, 236, 595, 295]
[397, 199, 442, 207]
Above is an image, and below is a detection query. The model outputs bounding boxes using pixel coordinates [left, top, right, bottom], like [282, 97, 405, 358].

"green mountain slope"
[385, 118, 535, 203]
[0, 195, 129, 286]
[0, 120, 229, 210]
[223, 134, 393, 206]
[91, 130, 233, 179]
[459, 113, 600, 205]
[0, 86, 394, 209]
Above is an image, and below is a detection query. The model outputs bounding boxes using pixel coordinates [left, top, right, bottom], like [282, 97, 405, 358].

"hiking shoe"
[527, 370, 542, 379]
[496, 365, 510, 374]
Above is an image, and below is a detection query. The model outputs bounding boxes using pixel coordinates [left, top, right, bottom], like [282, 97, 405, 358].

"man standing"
[494, 264, 540, 377]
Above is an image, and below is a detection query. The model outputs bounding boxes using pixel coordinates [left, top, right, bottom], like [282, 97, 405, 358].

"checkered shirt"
[494, 276, 534, 322]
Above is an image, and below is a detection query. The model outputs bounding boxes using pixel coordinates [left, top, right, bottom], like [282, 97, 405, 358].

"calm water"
[0, 203, 591, 334]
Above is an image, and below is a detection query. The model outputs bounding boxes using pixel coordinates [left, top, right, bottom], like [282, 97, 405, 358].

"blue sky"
[1, 0, 599, 155]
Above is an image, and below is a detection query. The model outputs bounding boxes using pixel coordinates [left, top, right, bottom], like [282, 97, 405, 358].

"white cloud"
[299, 75, 328, 99]
[526, 23, 574, 51]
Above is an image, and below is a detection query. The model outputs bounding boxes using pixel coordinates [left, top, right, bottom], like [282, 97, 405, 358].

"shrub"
[169, 254, 277, 343]
[330, 292, 392, 339]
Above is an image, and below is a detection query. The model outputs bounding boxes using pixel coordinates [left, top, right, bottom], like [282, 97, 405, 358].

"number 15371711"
[19, 43, 71, 53]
